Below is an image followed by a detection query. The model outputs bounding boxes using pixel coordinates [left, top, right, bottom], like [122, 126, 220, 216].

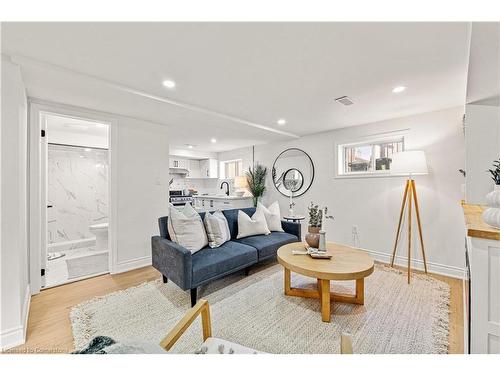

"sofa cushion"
[234, 232, 298, 260]
[168, 203, 208, 253]
[192, 241, 258, 286]
[222, 207, 256, 239]
[236, 209, 270, 239]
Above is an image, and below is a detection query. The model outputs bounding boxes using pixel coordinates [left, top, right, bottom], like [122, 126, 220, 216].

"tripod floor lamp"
[390, 150, 428, 284]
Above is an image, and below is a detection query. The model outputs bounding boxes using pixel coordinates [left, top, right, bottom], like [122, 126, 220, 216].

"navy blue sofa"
[151, 207, 301, 306]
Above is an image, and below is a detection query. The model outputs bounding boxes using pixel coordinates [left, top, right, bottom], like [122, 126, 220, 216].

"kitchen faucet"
[220, 181, 230, 196]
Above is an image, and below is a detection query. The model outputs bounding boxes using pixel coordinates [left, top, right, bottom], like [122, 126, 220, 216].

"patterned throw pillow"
[203, 210, 231, 248]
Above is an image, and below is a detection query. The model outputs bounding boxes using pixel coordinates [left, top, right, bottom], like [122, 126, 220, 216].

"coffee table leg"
[284, 268, 291, 295]
[320, 279, 331, 322]
[356, 278, 364, 304]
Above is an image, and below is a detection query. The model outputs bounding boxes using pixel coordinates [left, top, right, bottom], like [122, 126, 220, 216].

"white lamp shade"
[391, 151, 428, 175]
[234, 176, 248, 188]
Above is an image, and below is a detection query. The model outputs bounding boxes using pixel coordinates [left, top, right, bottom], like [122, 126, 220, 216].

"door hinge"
[41, 268, 45, 277]
[41, 129, 46, 137]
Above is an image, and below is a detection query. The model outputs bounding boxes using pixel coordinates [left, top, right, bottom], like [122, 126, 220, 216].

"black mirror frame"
[272, 147, 315, 198]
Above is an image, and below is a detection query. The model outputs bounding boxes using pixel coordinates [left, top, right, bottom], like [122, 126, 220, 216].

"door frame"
[28, 99, 118, 294]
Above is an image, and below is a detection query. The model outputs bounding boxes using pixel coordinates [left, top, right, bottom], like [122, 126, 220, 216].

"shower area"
[44, 113, 110, 288]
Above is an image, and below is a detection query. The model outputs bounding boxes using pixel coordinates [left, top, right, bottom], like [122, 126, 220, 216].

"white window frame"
[219, 158, 243, 179]
[334, 133, 406, 179]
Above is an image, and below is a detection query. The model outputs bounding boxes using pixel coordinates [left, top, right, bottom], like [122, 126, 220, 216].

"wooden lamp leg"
[407, 180, 412, 284]
[391, 180, 410, 267]
[411, 180, 428, 273]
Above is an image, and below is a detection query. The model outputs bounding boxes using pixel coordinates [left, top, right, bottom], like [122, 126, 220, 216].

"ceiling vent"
[335, 96, 354, 106]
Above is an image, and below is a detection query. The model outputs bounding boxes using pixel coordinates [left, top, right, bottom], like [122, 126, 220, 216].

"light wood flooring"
[7, 263, 464, 354]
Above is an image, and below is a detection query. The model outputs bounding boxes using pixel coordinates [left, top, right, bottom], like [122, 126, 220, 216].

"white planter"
[485, 185, 500, 207]
[483, 185, 500, 229]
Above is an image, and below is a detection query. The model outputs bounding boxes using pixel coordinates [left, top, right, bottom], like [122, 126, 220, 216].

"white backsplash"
[47, 144, 109, 244]
[169, 175, 234, 195]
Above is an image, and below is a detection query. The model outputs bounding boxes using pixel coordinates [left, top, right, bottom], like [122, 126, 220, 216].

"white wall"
[113, 116, 170, 271]
[0, 58, 30, 350]
[465, 104, 500, 204]
[223, 107, 466, 277]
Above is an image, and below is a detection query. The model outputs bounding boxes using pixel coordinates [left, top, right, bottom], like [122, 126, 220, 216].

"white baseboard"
[112, 255, 152, 274]
[363, 248, 465, 279]
[22, 284, 30, 341]
[1, 285, 31, 351]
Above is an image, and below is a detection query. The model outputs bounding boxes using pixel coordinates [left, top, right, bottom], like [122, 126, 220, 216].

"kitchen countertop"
[192, 194, 253, 200]
[462, 203, 500, 241]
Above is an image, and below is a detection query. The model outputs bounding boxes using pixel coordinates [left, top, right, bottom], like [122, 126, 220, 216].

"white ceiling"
[2, 22, 470, 151]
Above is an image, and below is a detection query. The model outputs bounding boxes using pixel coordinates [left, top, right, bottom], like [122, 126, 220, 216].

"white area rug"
[70, 263, 450, 354]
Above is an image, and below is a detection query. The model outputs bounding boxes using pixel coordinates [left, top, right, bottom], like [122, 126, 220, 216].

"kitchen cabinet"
[188, 159, 201, 178]
[463, 204, 500, 354]
[169, 157, 189, 169]
[199, 158, 218, 178]
[193, 195, 253, 212]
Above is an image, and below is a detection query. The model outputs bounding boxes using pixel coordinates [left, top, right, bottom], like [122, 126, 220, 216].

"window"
[220, 159, 243, 179]
[337, 136, 404, 177]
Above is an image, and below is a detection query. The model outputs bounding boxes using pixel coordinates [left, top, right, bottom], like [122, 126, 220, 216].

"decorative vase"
[483, 185, 500, 229]
[305, 226, 320, 248]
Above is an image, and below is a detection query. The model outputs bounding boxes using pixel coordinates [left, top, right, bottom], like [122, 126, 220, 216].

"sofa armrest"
[281, 220, 301, 240]
[151, 236, 193, 290]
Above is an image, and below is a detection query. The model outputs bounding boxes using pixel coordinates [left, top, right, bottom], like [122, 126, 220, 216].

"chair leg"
[162, 275, 168, 283]
[190, 288, 197, 307]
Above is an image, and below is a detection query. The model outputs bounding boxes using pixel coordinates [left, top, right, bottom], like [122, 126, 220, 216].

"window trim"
[219, 158, 243, 179]
[334, 132, 407, 179]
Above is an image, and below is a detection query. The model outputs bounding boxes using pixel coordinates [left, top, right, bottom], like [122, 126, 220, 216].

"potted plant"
[305, 202, 334, 248]
[483, 159, 500, 228]
[246, 164, 267, 207]
[305, 202, 322, 248]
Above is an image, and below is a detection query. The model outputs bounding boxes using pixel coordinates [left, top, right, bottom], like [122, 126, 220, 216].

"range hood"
[169, 167, 189, 175]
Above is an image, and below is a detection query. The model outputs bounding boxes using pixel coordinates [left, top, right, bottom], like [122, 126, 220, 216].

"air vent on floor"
[335, 96, 354, 106]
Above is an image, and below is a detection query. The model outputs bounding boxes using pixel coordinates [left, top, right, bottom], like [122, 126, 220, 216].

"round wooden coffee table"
[277, 242, 374, 323]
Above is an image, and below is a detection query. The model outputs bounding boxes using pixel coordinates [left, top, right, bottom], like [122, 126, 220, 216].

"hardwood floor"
[8, 263, 464, 354]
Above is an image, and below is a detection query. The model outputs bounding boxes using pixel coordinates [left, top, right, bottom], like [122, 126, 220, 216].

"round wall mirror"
[272, 148, 314, 197]
[283, 168, 304, 192]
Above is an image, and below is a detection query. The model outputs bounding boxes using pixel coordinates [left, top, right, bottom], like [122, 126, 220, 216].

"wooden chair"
[160, 299, 354, 354]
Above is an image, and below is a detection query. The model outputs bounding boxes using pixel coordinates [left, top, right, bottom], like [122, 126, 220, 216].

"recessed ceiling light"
[84, 148, 91, 152]
[162, 80, 176, 89]
[186, 144, 194, 149]
[277, 119, 287, 126]
[392, 86, 406, 93]
[210, 138, 217, 143]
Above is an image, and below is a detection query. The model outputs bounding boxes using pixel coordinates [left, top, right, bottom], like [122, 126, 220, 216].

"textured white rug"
[71, 263, 450, 354]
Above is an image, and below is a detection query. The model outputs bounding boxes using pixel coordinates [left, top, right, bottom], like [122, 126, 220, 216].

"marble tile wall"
[47, 144, 109, 244]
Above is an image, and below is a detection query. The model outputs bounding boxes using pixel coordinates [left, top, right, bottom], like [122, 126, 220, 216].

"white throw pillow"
[236, 210, 270, 239]
[167, 203, 208, 253]
[257, 201, 283, 232]
[204, 210, 231, 248]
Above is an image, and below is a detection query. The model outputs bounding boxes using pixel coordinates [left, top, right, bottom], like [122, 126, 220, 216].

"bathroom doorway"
[42, 112, 111, 288]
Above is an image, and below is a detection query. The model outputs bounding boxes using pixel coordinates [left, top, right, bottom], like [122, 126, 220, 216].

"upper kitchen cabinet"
[169, 157, 189, 169]
[169, 155, 219, 178]
[188, 159, 201, 178]
[199, 158, 218, 178]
